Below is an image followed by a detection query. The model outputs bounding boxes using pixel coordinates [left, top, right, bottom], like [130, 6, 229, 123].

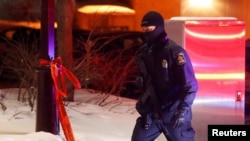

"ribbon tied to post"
[39, 56, 81, 141]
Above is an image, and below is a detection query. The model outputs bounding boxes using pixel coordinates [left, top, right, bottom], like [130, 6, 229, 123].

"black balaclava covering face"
[141, 11, 167, 45]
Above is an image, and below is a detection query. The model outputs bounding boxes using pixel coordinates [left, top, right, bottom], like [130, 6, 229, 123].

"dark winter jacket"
[136, 36, 198, 121]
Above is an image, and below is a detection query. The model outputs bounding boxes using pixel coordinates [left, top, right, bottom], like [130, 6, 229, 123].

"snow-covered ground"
[0, 88, 245, 141]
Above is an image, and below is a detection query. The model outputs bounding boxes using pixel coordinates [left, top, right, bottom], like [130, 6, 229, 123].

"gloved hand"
[172, 110, 185, 128]
[136, 97, 153, 116]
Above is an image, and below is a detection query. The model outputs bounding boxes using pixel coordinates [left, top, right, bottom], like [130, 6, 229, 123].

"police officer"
[131, 11, 198, 141]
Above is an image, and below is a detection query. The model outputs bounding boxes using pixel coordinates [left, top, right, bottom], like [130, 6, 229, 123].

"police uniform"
[131, 11, 198, 141]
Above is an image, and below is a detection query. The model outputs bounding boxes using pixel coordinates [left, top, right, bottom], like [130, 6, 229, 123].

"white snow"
[0, 88, 244, 141]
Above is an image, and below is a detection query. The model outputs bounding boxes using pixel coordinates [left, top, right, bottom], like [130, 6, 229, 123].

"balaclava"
[141, 11, 167, 45]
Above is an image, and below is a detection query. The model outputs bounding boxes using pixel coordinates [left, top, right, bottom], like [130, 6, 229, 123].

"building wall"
[74, 0, 250, 38]
[74, 0, 180, 32]
[180, 0, 250, 39]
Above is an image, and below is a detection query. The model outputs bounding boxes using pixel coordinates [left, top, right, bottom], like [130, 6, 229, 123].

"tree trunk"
[56, 0, 76, 101]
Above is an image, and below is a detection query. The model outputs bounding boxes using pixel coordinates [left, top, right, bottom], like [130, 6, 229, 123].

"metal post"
[35, 0, 59, 134]
[36, 66, 59, 134]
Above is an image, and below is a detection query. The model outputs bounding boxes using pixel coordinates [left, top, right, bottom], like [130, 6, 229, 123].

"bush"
[0, 27, 145, 107]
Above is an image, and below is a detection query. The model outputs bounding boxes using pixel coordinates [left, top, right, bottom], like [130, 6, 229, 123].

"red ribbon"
[39, 56, 81, 95]
[39, 56, 81, 141]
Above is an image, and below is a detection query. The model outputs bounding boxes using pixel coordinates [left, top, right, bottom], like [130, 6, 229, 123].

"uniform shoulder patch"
[175, 52, 186, 65]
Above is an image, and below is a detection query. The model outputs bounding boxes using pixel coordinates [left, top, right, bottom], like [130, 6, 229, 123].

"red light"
[236, 91, 242, 102]
[183, 20, 245, 100]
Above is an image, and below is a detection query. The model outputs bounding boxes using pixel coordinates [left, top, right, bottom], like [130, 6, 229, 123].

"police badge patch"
[176, 52, 186, 65]
[162, 59, 168, 68]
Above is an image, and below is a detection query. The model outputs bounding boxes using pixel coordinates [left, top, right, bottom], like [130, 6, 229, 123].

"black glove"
[136, 97, 153, 116]
[172, 110, 185, 128]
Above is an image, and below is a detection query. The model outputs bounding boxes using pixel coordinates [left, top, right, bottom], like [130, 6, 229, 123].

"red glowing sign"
[184, 20, 245, 99]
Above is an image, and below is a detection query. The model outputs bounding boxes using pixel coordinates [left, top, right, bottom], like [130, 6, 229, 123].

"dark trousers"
[131, 116, 195, 141]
